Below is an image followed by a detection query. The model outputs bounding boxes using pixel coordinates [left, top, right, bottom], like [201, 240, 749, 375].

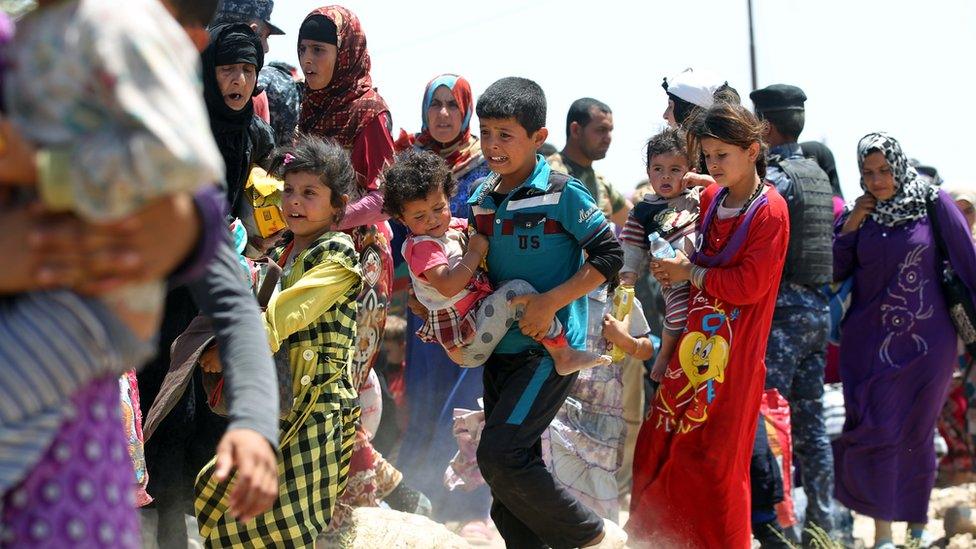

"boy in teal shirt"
[469, 77, 626, 548]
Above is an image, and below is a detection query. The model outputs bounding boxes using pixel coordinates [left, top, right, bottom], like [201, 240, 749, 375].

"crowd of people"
[1, 1, 975, 548]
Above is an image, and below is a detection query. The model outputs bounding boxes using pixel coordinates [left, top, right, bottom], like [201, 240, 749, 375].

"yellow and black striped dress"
[195, 231, 363, 547]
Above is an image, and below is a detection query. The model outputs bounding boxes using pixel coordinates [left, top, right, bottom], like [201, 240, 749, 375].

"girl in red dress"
[628, 103, 789, 548]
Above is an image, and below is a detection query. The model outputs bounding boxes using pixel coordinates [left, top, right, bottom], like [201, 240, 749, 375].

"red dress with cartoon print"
[628, 184, 789, 549]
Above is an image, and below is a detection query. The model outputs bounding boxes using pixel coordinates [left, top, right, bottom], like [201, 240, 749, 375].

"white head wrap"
[665, 68, 725, 108]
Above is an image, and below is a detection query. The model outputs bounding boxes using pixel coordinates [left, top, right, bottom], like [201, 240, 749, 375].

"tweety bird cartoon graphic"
[654, 301, 736, 433]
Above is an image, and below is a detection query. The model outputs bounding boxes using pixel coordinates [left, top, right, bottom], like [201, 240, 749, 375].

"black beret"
[750, 84, 806, 112]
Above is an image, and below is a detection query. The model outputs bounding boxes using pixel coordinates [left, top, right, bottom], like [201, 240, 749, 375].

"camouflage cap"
[212, 0, 284, 35]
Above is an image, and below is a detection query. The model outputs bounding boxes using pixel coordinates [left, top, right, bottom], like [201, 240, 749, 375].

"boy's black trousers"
[476, 349, 604, 549]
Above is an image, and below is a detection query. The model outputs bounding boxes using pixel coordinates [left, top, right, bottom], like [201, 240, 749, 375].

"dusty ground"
[391, 483, 976, 548]
[159, 484, 976, 548]
[851, 483, 976, 548]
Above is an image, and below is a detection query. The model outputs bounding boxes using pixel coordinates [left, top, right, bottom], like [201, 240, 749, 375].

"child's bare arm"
[422, 233, 488, 298]
[682, 171, 715, 189]
[602, 313, 654, 361]
[651, 331, 679, 381]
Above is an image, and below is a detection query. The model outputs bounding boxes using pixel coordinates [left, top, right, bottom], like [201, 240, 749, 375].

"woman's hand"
[200, 345, 223, 374]
[407, 288, 429, 318]
[248, 233, 283, 257]
[0, 118, 38, 186]
[841, 192, 876, 235]
[77, 193, 200, 294]
[650, 250, 692, 288]
[0, 208, 83, 294]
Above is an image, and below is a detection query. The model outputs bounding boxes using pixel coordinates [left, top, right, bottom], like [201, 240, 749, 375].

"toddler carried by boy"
[384, 150, 610, 374]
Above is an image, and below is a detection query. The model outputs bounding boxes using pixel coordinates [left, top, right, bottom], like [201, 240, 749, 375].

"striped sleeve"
[662, 284, 691, 336]
[620, 212, 649, 275]
[620, 214, 648, 248]
[0, 292, 150, 426]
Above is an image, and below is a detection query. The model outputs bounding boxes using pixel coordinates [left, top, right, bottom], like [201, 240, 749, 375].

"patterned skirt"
[195, 396, 359, 548]
[415, 270, 493, 351]
[1, 376, 140, 548]
[341, 222, 400, 518]
[348, 222, 393, 389]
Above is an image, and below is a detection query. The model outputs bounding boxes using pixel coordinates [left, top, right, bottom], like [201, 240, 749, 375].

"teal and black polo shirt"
[467, 155, 612, 354]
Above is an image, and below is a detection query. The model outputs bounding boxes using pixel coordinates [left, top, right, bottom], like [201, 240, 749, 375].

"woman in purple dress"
[833, 132, 976, 548]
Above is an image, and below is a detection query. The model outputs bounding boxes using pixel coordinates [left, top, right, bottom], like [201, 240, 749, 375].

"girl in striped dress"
[194, 135, 363, 547]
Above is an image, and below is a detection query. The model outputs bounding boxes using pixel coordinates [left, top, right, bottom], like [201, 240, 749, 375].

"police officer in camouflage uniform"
[210, 0, 284, 53]
[258, 61, 300, 146]
[547, 98, 632, 227]
[751, 84, 836, 543]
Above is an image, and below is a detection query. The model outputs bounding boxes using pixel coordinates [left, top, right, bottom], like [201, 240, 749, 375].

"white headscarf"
[945, 182, 976, 208]
[664, 68, 725, 109]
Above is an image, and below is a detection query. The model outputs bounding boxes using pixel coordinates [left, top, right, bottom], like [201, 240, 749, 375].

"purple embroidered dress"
[833, 190, 976, 522]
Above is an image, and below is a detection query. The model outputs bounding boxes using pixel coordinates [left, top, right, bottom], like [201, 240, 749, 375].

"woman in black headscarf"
[202, 22, 275, 224]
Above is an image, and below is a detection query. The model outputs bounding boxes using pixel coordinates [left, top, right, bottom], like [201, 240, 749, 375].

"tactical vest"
[773, 156, 834, 285]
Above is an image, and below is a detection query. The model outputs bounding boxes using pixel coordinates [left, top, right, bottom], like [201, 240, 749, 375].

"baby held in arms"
[385, 149, 610, 374]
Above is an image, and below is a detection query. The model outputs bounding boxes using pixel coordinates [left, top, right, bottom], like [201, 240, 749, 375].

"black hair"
[909, 158, 943, 186]
[381, 149, 458, 219]
[476, 77, 546, 135]
[268, 133, 354, 224]
[565, 97, 611, 139]
[538, 142, 559, 157]
[170, 0, 219, 27]
[801, 141, 842, 197]
[714, 84, 741, 105]
[645, 128, 688, 167]
[668, 93, 698, 129]
[269, 61, 297, 74]
[757, 110, 805, 142]
[687, 102, 769, 179]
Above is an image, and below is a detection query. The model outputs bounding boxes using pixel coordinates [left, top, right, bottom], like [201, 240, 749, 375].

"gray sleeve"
[621, 241, 647, 275]
[188, 233, 280, 446]
[627, 298, 652, 337]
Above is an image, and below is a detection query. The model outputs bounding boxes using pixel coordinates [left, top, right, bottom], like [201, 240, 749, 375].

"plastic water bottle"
[648, 232, 687, 287]
[648, 232, 676, 260]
